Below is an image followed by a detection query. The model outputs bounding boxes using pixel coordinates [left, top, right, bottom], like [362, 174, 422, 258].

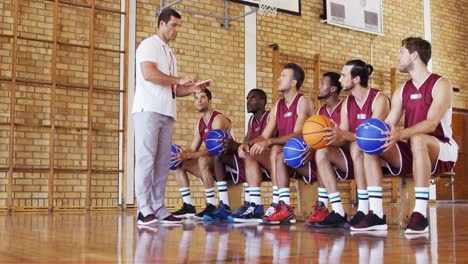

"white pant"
[133, 112, 174, 219]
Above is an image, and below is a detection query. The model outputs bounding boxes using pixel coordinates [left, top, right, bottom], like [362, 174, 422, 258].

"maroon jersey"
[401, 73, 450, 141]
[197, 111, 222, 141]
[276, 93, 303, 137]
[317, 100, 343, 125]
[248, 110, 270, 140]
[346, 88, 383, 132]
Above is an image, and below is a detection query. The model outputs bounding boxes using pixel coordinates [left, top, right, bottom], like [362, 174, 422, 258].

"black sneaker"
[172, 202, 196, 218]
[344, 211, 366, 229]
[350, 210, 387, 231]
[194, 203, 216, 220]
[404, 212, 429, 234]
[137, 212, 158, 226]
[159, 214, 183, 225]
[314, 211, 347, 228]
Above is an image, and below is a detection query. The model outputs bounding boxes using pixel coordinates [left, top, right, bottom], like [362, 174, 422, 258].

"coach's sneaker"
[137, 212, 158, 226]
[305, 201, 328, 227]
[262, 201, 296, 225]
[344, 211, 366, 229]
[314, 211, 347, 228]
[194, 203, 216, 220]
[227, 201, 251, 222]
[204, 201, 232, 221]
[233, 203, 264, 223]
[404, 212, 429, 234]
[172, 202, 196, 218]
[350, 210, 387, 231]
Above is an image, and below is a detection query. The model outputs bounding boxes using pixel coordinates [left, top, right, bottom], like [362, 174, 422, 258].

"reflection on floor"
[0, 204, 466, 263]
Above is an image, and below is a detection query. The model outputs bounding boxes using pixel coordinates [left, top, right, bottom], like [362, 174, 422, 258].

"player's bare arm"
[325, 97, 354, 146]
[398, 77, 452, 140]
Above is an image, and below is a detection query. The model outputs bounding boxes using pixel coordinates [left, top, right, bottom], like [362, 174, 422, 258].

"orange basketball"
[302, 115, 333, 149]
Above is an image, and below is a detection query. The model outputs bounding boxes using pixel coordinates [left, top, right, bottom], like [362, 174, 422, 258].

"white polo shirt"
[132, 35, 178, 119]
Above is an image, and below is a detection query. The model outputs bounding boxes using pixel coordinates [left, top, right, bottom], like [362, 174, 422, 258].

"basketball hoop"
[257, 0, 279, 17]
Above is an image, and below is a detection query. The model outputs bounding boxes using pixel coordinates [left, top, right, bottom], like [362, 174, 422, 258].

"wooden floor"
[0, 203, 467, 263]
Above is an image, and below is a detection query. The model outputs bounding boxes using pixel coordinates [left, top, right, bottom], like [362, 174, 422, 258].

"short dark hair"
[283, 63, 305, 90]
[249, 88, 267, 107]
[401, 37, 432, 65]
[158, 8, 181, 28]
[345, 60, 373, 87]
[323, 72, 342, 95]
[203, 88, 212, 100]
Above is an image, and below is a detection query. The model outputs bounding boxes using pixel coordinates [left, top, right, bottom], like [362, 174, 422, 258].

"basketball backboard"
[228, 0, 301, 16]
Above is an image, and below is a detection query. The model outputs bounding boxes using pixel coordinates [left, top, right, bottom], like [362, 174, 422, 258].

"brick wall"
[0, 0, 123, 210]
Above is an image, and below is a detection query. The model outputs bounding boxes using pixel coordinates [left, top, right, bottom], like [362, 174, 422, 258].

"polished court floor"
[0, 203, 467, 263]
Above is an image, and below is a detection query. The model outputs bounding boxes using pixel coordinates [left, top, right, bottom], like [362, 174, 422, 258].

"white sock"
[278, 188, 290, 205]
[272, 186, 279, 204]
[368, 186, 383, 218]
[217, 181, 229, 205]
[243, 183, 250, 203]
[318, 187, 328, 207]
[249, 187, 262, 205]
[357, 189, 369, 214]
[179, 187, 193, 205]
[329, 192, 345, 216]
[414, 187, 429, 217]
[205, 188, 216, 205]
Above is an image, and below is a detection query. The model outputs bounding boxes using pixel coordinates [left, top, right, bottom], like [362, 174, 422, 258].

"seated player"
[314, 60, 390, 228]
[172, 88, 233, 220]
[287, 72, 351, 226]
[204, 88, 271, 221]
[351, 37, 458, 233]
[238, 63, 315, 224]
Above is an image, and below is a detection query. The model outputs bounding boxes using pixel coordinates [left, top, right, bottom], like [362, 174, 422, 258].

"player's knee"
[270, 145, 282, 156]
[315, 148, 328, 164]
[198, 156, 211, 169]
[350, 145, 362, 161]
[410, 134, 428, 153]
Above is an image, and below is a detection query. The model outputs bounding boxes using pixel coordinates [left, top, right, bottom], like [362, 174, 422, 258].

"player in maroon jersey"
[299, 72, 353, 227]
[206, 88, 271, 221]
[314, 60, 390, 229]
[171, 89, 233, 220]
[238, 63, 315, 224]
[351, 37, 458, 234]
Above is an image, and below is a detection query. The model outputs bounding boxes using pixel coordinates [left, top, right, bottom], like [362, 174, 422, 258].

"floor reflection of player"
[134, 226, 179, 262]
[262, 225, 296, 263]
[352, 231, 387, 264]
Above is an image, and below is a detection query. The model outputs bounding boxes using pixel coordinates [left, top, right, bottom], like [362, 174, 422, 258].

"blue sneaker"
[233, 203, 265, 223]
[227, 201, 251, 222]
[204, 201, 232, 221]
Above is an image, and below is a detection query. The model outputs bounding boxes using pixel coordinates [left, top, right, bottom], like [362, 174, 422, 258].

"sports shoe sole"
[314, 222, 346, 228]
[262, 218, 296, 225]
[350, 224, 388, 231]
[404, 226, 429, 234]
[173, 213, 195, 219]
[233, 218, 263, 223]
[137, 218, 158, 226]
[158, 219, 183, 225]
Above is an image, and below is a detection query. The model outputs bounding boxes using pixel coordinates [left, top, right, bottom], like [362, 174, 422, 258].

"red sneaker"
[305, 201, 328, 227]
[262, 201, 296, 225]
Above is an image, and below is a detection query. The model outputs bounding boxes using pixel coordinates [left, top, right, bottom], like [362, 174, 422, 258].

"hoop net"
[258, 0, 279, 17]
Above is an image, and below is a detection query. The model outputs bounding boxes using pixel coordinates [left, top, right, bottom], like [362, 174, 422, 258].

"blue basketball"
[283, 137, 309, 168]
[205, 129, 229, 156]
[356, 118, 390, 155]
[169, 144, 183, 170]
